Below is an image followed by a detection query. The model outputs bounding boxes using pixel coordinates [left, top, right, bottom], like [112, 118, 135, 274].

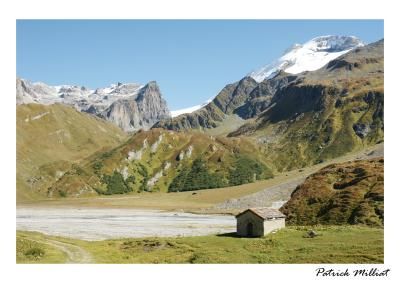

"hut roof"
[235, 207, 286, 220]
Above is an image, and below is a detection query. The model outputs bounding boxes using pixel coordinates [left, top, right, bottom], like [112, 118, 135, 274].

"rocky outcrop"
[212, 77, 259, 114]
[16, 78, 59, 105]
[147, 170, 163, 187]
[353, 123, 371, 138]
[127, 138, 148, 161]
[16, 78, 35, 104]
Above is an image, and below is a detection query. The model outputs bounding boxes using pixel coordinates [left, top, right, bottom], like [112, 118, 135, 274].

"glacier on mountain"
[249, 35, 364, 82]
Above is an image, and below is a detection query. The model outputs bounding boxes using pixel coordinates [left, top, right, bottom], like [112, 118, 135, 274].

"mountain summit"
[249, 35, 364, 82]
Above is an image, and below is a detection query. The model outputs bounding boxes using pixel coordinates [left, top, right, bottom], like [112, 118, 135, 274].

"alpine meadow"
[16, 21, 384, 264]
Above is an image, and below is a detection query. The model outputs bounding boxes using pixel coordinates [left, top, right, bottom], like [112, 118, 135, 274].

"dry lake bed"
[16, 207, 236, 240]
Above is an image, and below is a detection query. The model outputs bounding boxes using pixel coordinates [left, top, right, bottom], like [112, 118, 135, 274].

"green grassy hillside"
[17, 103, 128, 201]
[229, 40, 384, 171]
[280, 158, 384, 226]
[17, 232, 67, 263]
[47, 128, 274, 197]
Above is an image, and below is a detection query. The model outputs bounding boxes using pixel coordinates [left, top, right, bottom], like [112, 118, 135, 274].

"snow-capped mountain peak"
[16, 78, 148, 116]
[249, 35, 364, 82]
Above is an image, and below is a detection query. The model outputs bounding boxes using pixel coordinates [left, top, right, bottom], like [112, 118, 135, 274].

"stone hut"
[236, 207, 286, 237]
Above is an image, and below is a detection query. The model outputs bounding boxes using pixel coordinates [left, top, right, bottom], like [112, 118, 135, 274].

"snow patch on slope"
[171, 98, 213, 117]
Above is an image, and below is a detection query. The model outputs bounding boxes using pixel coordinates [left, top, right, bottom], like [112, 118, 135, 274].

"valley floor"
[17, 226, 383, 264]
[16, 144, 384, 264]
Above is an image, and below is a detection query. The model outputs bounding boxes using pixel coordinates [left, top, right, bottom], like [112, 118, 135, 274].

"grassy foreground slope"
[17, 232, 67, 263]
[17, 226, 383, 263]
[17, 103, 128, 201]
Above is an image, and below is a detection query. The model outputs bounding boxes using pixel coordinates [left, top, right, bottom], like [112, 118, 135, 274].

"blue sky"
[17, 20, 383, 110]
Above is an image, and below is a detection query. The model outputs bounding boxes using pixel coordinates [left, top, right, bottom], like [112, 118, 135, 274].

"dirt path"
[33, 237, 92, 263]
[214, 176, 305, 211]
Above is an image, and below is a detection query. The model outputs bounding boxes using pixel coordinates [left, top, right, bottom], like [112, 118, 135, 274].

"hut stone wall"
[263, 218, 285, 234]
[236, 210, 264, 237]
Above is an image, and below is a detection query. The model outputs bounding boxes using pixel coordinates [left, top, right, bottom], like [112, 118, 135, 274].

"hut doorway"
[246, 222, 254, 237]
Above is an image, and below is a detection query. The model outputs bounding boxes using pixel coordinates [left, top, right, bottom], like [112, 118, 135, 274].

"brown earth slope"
[280, 157, 384, 227]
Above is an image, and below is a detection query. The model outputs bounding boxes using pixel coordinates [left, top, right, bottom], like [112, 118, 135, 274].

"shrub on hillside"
[99, 171, 132, 195]
[168, 158, 225, 192]
[24, 247, 45, 259]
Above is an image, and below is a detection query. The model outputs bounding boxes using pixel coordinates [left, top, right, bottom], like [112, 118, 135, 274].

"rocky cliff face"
[16, 78, 59, 105]
[101, 81, 170, 131]
[212, 77, 259, 114]
[16, 79, 171, 132]
[233, 72, 298, 119]
[16, 78, 34, 104]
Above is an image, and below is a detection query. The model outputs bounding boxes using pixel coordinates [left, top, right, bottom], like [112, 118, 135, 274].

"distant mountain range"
[17, 35, 365, 132]
[154, 36, 368, 132]
[16, 35, 384, 201]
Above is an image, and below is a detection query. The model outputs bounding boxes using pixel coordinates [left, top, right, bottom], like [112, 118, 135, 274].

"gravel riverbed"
[17, 207, 236, 240]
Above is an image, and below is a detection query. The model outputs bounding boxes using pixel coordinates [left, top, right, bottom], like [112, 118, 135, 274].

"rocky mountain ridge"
[154, 36, 366, 133]
[16, 79, 171, 132]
